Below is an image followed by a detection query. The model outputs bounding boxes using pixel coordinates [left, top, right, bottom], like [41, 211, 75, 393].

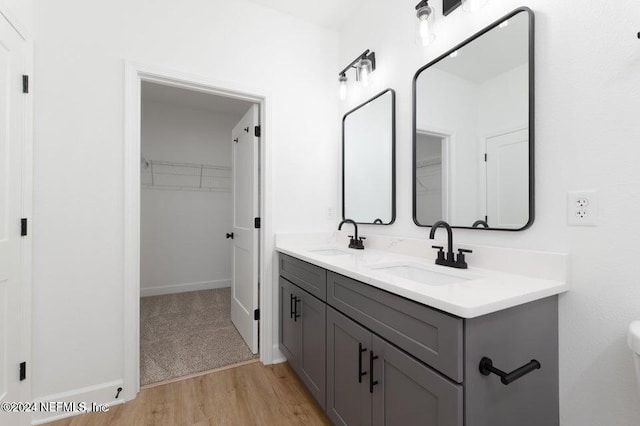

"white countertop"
[275, 237, 569, 319]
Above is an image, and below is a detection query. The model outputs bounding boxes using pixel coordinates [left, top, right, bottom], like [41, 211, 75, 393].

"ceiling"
[141, 82, 254, 116]
[433, 13, 529, 83]
[245, 0, 364, 29]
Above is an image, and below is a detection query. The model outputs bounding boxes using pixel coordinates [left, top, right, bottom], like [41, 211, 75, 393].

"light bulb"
[416, 4, 434, 47]
[339, 75, 348, 100]
[356, 59, 372, 87]
[461, 0, 488, 12]
[419, 18, 431, 46]
[359, 68, 369, 87]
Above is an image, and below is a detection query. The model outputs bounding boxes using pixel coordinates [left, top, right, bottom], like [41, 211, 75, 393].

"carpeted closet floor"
[140, 287, 258, 386]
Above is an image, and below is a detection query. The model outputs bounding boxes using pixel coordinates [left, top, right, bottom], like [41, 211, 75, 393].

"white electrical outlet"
[568, 190, 598, 226]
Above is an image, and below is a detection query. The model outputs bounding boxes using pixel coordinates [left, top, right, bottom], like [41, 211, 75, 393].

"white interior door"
[231, 105, 259, 354]
[485, 128, 529, 228]
[0, 13, 30, 426]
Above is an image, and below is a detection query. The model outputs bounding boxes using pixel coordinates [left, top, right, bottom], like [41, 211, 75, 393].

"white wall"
[338, 1, 640, 425]
[140, 100, 239, 296]
[0, 0, 33, 33]
[477, 63, 528, 135]
[31, 0, 339, 405]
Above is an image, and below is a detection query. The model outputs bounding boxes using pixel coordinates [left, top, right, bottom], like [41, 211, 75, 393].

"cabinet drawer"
[279, 254, 327, 300]
[327, 271, 464, 382]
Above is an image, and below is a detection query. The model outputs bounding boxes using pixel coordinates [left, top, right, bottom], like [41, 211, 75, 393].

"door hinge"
[484, 153, 487, 162]
[19, 362, 26, 381]
[21, 218, 27, 236]
[254, 309, 260, 320]
[22, 75, 29, 94]
[254, 217, 261, 229]
[254, 125, 261, 137]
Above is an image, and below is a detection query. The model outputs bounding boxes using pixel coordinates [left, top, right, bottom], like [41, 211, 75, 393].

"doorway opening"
[122, 62, 275, 401]
[138, 82, 260, 386]
[415, 130, 450, 224]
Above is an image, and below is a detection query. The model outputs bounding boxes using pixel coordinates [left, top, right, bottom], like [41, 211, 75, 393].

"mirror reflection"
[343, 89, 395, 224]
[414, 10, 533, 230]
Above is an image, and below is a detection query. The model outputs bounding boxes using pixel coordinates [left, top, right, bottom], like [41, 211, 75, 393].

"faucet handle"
[359, 236, 366, 241]
[431, 245, 445, 261]
[456, 248, 472, 269]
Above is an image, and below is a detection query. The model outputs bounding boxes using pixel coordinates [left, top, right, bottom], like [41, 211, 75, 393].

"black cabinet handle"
[289, 294, 295, 319]
[226, 232, 234, 239]
[358, 343, 367, 383]
[369, 351, 379, 393]
[293, 297, 301, 321]
[479, 357, 541, 385]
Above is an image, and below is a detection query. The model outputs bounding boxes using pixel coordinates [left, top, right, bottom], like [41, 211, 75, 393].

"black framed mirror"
[343, 89, 396, 225]
[413, 7, 534, 231]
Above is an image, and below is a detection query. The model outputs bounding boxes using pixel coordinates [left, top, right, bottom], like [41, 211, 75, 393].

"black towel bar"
[479, 357, 541, 385]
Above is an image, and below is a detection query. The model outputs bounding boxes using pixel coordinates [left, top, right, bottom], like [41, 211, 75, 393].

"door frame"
[415, 128, 452, 222]
[123, 62, 273, 401]
[478, 125, 528, 221]
[0, 3, 33, 414]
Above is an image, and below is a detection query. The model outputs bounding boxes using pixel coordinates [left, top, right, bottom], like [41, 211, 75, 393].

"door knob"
[226, 232, 234, 239]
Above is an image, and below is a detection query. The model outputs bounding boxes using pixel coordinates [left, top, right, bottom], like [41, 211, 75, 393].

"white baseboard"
[31, 380, 126, 425]
[271, 344, 286, 364]
[140, 279, 231, 297]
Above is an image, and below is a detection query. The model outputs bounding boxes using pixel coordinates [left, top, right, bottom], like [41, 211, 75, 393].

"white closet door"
[230, 105, 259, 354]
[0, 13, 30, 426]
[485, 128, 529, 229]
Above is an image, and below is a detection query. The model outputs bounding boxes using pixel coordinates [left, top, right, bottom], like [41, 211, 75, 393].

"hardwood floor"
[45, 362, 329, 426]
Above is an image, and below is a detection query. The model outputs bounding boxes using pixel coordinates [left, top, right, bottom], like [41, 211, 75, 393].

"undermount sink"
[307, 248, 353, 256]
[370, 263, 476, 286]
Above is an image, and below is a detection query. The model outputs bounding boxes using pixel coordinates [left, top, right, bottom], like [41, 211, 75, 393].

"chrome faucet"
[429, 221, 472, 269]
[338, 219, 366, 250]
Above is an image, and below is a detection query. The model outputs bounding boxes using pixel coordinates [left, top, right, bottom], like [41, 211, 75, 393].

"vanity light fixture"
[442, 0, 488, 16]
[461, 0, 488, 12]
[337, 50, 377, 98]
[415, 0, 435, 46]
[339, 74, 348, 100]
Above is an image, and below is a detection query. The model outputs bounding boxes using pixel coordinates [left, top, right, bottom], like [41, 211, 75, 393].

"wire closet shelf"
[141, 159, 231, 192]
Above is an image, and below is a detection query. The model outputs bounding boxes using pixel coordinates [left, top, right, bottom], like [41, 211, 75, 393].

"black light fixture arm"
[338, 49, 376, 77]
[415, 0, 430, 10]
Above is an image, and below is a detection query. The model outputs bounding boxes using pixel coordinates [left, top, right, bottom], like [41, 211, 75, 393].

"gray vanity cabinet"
[278, 253, 559, 426]
[279, 277, 299, 365]
[326, 307, 372, 426]
[327, 306, 462, 426]
[278, 276, 326, 409]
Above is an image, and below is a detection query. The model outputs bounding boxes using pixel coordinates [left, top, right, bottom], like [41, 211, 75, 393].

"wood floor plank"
[43, 362, 329, 426]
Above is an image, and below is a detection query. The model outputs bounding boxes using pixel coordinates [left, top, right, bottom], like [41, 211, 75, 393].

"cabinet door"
[327, 307, 372, 426]
[279, 277, 300, 370]
[371, 336, 463, 426]
[298, 289, 327, 409]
